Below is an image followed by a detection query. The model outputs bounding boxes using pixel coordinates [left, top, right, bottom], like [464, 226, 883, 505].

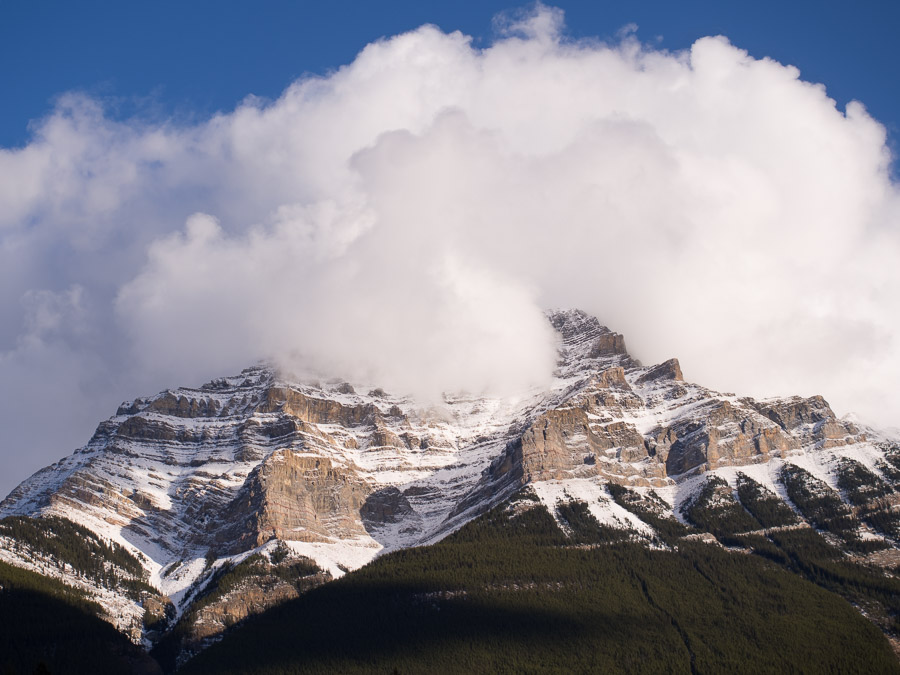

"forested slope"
[183, 499, 898, 674]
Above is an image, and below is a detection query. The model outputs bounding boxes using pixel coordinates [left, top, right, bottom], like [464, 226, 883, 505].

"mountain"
[3, 309, 900, 671]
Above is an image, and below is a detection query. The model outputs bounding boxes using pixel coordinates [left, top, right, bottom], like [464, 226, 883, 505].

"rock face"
[189, 572, 329, 640]
[467, 311, 865, 497]
[360, 487, 417, 528]
[217, 450, 371, 553]
[636, 358, 684, 385]
[0, 308, 885, 650]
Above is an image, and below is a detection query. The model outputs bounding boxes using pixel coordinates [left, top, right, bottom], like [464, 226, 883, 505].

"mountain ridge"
[2, 308, 899, 666]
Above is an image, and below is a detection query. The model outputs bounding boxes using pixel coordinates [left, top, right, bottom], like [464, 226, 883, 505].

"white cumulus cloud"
[1, 4, 899, 497]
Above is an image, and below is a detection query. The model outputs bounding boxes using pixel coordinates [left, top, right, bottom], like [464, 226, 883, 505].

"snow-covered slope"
[2, 309, 899, 648]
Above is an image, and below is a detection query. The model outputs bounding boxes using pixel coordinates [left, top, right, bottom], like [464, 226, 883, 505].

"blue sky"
[2, 0, 899, 160]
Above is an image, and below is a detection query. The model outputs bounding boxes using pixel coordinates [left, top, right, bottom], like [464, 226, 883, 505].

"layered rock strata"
[0, 309, 878, 646]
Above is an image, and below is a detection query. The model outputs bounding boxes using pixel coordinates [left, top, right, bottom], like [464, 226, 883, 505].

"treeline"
[183, 500, 898, 674]
[681, 475, 759, 538]
[665, 470, 900, 642]
[835, 458, 900, 540]
[721, 523, 900, 637]
[836, 458, 892, 506]
[0, 515, 153, 597]
[680, 466, 898, 551]
[599, 475, 900, 651]
[771, 527, 900, 634]
[152, 548, 325, 671]
[605, 483, 691, 544]
[555, 500, 635, 545]
[780, 465, 886, 553]
[735, 473, 798, 528]
[880, 443, 900, 477]
[191, 552, 322, 615]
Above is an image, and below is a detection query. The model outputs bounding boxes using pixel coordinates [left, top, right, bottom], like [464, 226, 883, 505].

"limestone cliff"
[0, 308, 891, 653]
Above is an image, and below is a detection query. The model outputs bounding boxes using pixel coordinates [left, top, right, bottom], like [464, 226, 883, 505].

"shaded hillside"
[0, 561, 160, 675]
[182, 499, 898, 674]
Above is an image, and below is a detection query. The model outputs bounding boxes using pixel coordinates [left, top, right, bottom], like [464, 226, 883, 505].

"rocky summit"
[2, 309, 899, 666]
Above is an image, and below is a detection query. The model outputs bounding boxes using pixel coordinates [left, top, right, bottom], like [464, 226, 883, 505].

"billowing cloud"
[2, 4, 899, 496]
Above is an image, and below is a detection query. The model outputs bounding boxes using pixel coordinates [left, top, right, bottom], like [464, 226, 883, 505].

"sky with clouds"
[1, 2, 899, 497]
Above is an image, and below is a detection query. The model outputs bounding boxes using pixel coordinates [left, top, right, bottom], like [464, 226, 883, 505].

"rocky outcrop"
[189, 570, 330, 641]
[361, 487, 416, 528]
[576, 368, 644, 411]
[217, 449, 370, 553]
[750, 395, 864, 449]
[593, 366, 630, 389]
[590, 332, 628, 357]
[636, 358, 683, 385]
[651, 400, 797, 476]
[166, 555, 331, 666]
[255, 387, 381, 427]
[515, 407, 652, 481]
[753, 395, 835, 430]
[146, 393, 222, 418]
[370, 425, 408, 450]
[519, 408, 607, 480]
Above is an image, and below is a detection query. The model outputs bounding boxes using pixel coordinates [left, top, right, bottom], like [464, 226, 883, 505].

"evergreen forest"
[181, 497, 899, 674]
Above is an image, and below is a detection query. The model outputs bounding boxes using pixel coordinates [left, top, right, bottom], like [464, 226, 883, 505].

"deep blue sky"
[2, 0, 899, 164]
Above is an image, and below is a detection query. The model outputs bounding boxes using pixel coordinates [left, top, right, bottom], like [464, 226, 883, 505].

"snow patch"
[531, 478, 654, 536]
